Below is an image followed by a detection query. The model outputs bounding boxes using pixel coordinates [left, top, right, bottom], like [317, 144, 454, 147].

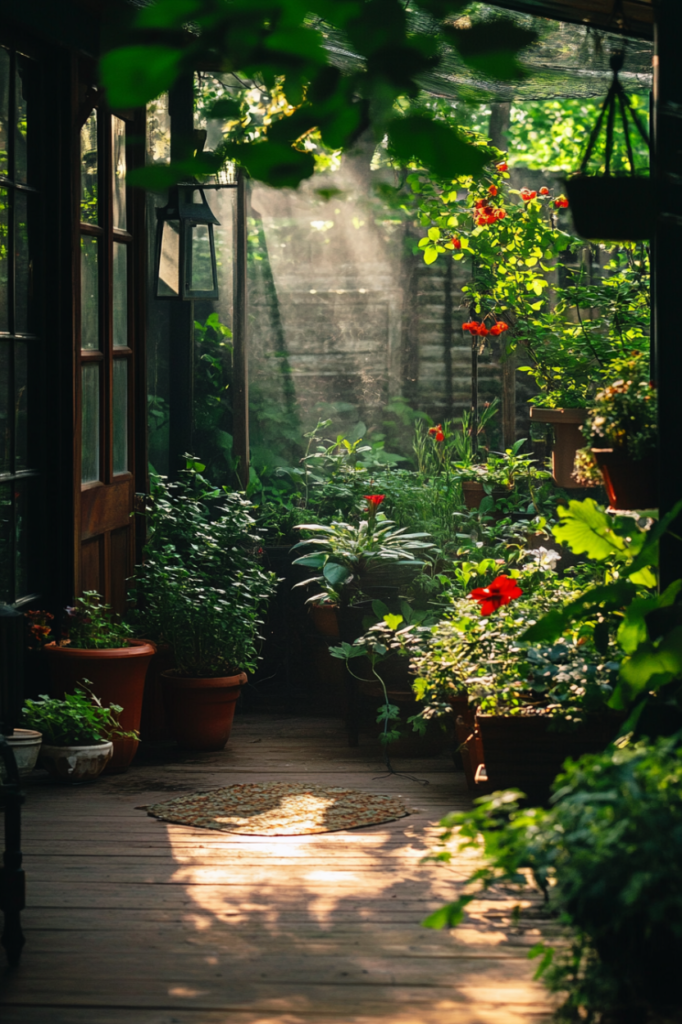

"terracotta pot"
[592, 448, 657, 510]
[308, 603, 340, 638]
[139, 643, 176, 742]
[44, 640, 156, 772]
[40, 741, 113, 784]
[565, 176, 652, 242]
[462, 481, 511, 511]
[530, 406, 589, 488]
[476, 712, 622, 805]
[161, 670, 246, 751]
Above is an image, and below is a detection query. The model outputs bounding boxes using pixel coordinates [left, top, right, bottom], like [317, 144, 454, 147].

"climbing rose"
[469, 576, 523, 616]
[554, 196, 569, 209]
[452, 237, 462, 249]
[539, 186, 549, 196]
[521, 188, 537, 202]
[495, 209, 506, 219]
[496, 162, 508, 172]
[488, 185, 498, 196]
[490, 321, 509, 336]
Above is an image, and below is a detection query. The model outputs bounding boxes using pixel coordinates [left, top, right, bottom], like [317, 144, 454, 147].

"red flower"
[428, 423, 443, 435]
[364, 494, 385, 510]
[452, 237, 462, 249]
[476, 217, 487, 226]
[469, 575, 523, 616]
[475, 199, 486, 209]
[521, 188, 537, 202]
[488, 185, 498, 196]
[495, 209, 506, 219]
[496, 162, 508, 172]
[539, 186, 549, 196]
[490, 320, 508, 336]
[554, 196, 569, 209]
[435, 429, 445, 442]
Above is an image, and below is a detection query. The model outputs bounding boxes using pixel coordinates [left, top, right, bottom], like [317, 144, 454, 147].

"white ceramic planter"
[0, 729, 43, 781]
[40, 742, 113, 784]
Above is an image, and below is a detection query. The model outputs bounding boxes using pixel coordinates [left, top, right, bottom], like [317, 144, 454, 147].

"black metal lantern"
[154, 184, 220, 300]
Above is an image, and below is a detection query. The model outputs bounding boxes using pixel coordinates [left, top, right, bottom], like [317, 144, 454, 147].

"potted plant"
[43, 593, 155, 772]
[583, 371, 657, 510]
[133, 465, 278, 751]
[425, 734, 682, 1022]
[21, 687, 137, 783]
[456, 440, 546, 511]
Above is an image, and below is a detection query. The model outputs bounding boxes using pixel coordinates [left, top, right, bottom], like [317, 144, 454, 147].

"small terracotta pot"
[592, 448, 657, 510]
[308, 603, 340, 638]
[161, 671, 246, 751]
[44, 640, 156, 772]
[40, 742, 113, 783]
[530, 406, 589, 488]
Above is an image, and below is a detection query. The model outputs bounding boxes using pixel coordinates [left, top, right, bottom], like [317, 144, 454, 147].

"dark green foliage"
[425, 735, 682, 1021]
[63, 592, 134, 650]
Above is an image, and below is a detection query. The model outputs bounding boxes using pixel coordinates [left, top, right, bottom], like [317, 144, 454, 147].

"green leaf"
[126, 153, 223, 190]
[383, 613, 404, 631]
[265, 27, 326, 63]
[443, 18, 537, 81]
[422, 896, 474, 929]
[552, 499, 627, 561]
[521, 581, 638, 644]
[613, 625, 682, 708]
[227, 142, 315, 188]
[207, 97, 243, 120]
[99, 45, 182, 108]
[135, 0, 201, 28]
[323, 562, 351, 586]
[387, 116, 488, 179]
[423, 247, 439, 265]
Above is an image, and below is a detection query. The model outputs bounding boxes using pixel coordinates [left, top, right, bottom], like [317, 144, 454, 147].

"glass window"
[15, 190, 34, 334]
[188, 223, 215, 292]
[15, 54, 34, 185]
[80, 108, 98, 225]
[0, 481, 11, 601]
[113, 242, 128, 347]
[14, 477, 29, 597]
[81, 363, 100, 483]
[0, 342, 9, 473]
[15, 341, 27, 470]
[80, 235, 99, 349]
[113, 358, 128, 474]
[112, 116, 126, 230]
[0, 47, 8, 179]
[0, 187, 8, 332]
[157, 219, 180, 297]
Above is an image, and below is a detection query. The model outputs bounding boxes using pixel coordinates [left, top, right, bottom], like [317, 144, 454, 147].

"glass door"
[77, 80, 138, 613]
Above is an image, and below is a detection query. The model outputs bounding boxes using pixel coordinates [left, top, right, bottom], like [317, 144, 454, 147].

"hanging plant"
[566, 51, 652, 241]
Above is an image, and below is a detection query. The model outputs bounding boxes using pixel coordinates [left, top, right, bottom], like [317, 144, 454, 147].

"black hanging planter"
[565, 52, 652, 242]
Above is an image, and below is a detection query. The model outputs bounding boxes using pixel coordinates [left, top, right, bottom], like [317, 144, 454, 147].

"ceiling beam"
[484, 0, 653, 40]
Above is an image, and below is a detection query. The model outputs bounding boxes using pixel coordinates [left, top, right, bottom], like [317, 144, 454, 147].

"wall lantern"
[154, 184, 220, 300]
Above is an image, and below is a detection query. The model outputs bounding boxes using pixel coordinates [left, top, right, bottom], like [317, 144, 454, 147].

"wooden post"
[653, 0, 682, 588]
[167, 74, 195, 477]
[232, 171, 250, 489]
[489, 103, 516, 449]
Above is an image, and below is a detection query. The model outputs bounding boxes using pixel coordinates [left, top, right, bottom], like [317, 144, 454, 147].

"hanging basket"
[566, 176, 652, 242]
[566, 52, 651, 242]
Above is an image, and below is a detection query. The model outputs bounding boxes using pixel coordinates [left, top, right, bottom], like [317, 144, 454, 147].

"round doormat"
[146, 782, 410, 835]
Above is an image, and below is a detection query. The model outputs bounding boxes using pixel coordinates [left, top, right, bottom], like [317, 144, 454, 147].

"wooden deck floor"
[0, 715, 557, 1024]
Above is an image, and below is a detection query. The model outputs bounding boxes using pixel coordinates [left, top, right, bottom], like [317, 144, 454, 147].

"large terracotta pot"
[139, 643, 176, 741]
[529, 406, 589, 488]
[161, 671, 246, 751]
[592, 448, 657, 511]
[308, 603, 340, 638]
[477, 712, 622, 805]
[44, 640, 156, 772]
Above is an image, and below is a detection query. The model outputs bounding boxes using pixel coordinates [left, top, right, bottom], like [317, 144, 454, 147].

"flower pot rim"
[160, 669, 246, 685]
[41, 740, 114, 754]
[44, 639, 156, 658]
[6, 728, 43, 742]
[530, 406, 588, 424]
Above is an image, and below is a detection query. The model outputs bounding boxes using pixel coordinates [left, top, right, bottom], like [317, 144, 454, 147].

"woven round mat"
[146, 782, 410, 835]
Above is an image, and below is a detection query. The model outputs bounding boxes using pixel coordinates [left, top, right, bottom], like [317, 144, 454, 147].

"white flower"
[527, 546, 562, 571]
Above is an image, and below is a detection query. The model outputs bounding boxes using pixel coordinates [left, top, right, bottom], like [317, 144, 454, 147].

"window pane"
[14, 476, 29, 598]
[0, 481, 11, 601]
[113, 358, 128, 475]
[157, 219, 180, 297]
[113, 242, 128, 347]
[0, 48, 9, 179]
[81, 363, 100, 483]
[15, 190, 35, 334]
[15, 54, 36, 185]
[0, 187, 8, 332]
[81, 235, 99, 349]
[0, 342, 9, 474]
[112, 117, 126, 230]
[188, 223, 215, 292]
[80, 108, 98, 225]
[15, 341, 27, 470]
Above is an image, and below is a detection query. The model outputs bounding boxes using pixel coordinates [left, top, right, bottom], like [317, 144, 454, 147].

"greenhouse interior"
[2, 1, 682, 1022]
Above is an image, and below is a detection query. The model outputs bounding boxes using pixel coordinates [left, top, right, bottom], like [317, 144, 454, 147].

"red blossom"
[496, 162, 508, 172]
[488, 185, 498, 196]
[539, 186, 549, 196]
[452, 237, 462, 249]
[364, 494, 385, 508]
[489, 321, 509, 336]
[469, 575, 523, 616]
[435, 429, 445, 442]
[495, 209, 506, 219]
[554, 196, 569, 209]
[428, 423, 443, 435]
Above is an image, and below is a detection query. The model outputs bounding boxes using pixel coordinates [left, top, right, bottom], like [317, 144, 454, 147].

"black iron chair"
[0, 605, 26, 967]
